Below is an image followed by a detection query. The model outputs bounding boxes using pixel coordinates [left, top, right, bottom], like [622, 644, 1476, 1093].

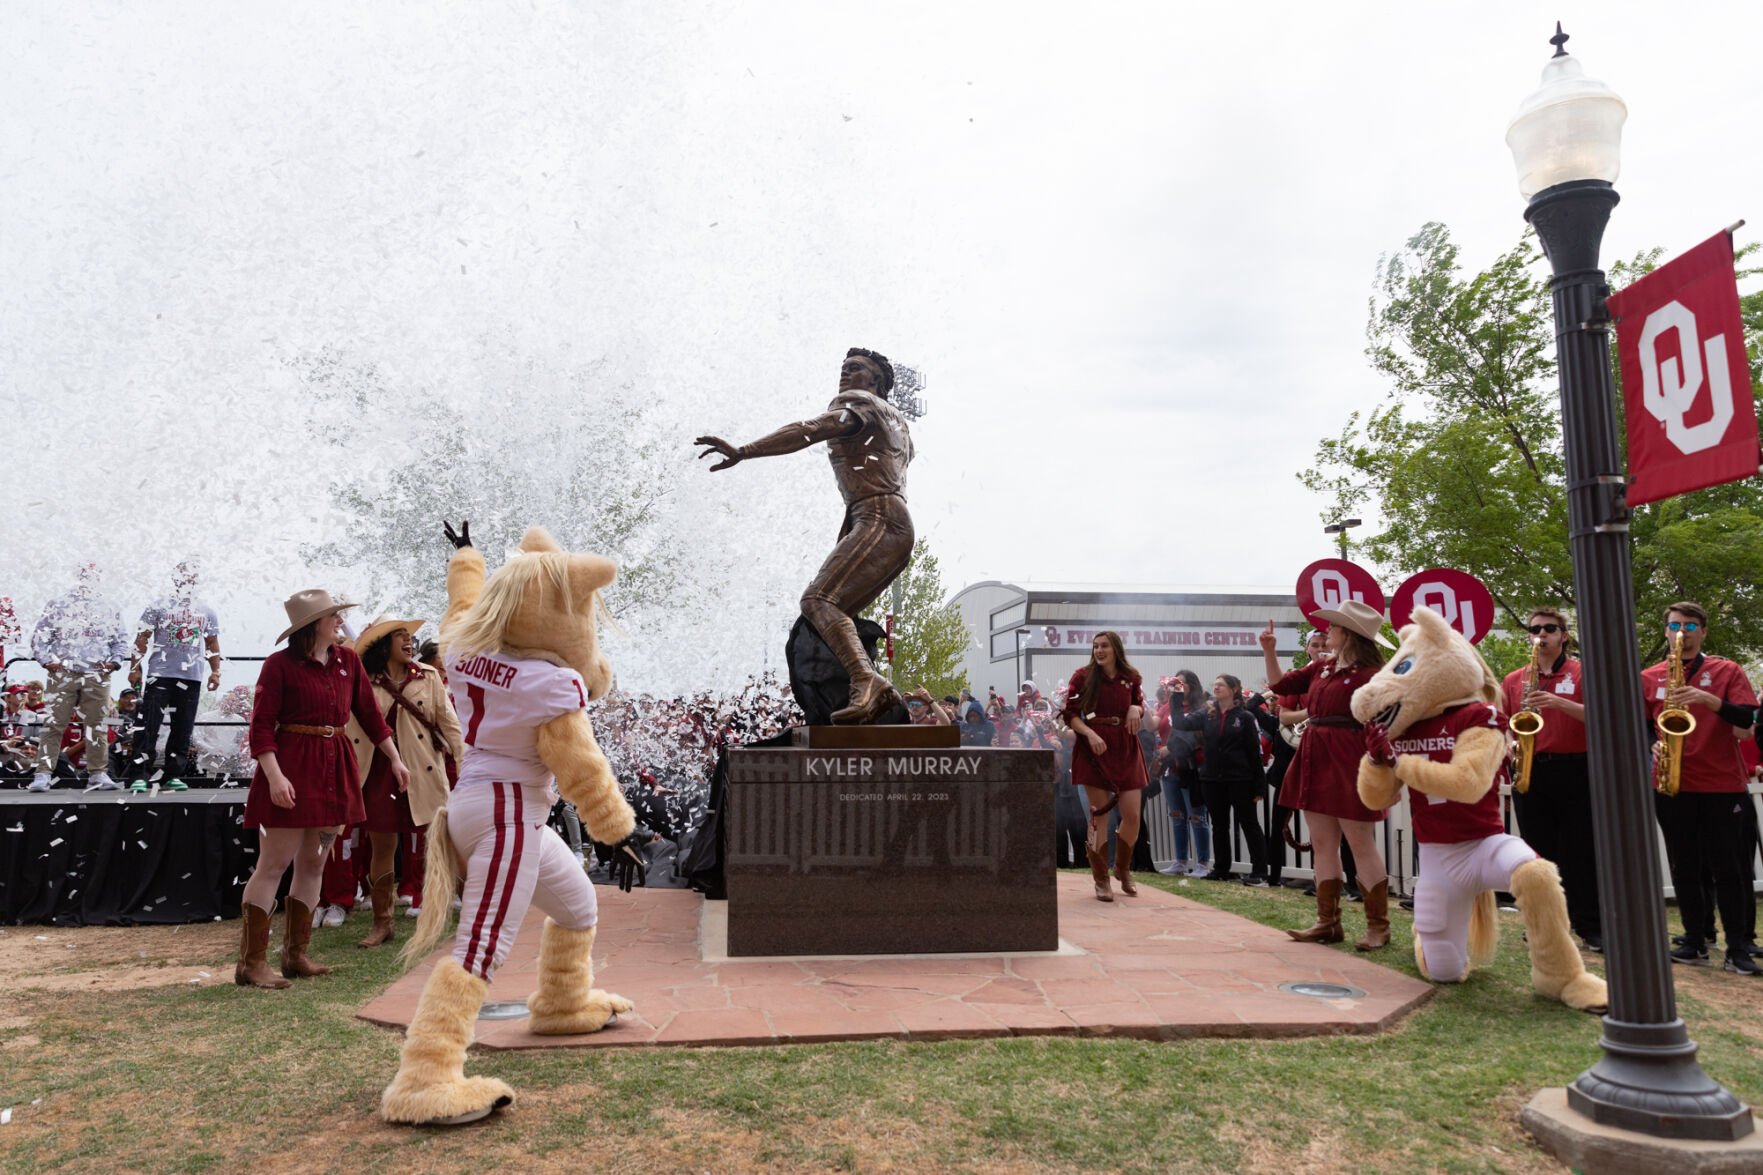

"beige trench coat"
[345, 662, 465, 828]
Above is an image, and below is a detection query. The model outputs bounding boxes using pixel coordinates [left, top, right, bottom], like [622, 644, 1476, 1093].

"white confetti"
[48, 838, 63, 847]
[197, 970, 211, 978]
[33, 935, 46, 941]
[63, 815, 77, 824]
[138, 840, 149, 850]
[1, 1108, 10, 1126]
[4, 825, 21, 833]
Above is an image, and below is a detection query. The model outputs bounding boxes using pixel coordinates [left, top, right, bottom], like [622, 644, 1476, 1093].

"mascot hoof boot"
[525, 921, 635, 1036]
[1557, 971, 1608, 1015]
[381, 960, 517, 1126]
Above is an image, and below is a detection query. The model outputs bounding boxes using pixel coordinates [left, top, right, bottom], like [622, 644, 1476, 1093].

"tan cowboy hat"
[352, 614, 427, 656]
[1312, 599, 1396, 649]
[276, 588, 358, 644]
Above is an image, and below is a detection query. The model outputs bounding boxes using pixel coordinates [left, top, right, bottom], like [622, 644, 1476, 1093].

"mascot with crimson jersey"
[380, 522, 641, 1126]
[1352, 606, 1607, 1013]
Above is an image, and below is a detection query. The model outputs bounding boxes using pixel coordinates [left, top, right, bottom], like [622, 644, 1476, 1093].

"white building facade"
[949, 580, 1310, 702]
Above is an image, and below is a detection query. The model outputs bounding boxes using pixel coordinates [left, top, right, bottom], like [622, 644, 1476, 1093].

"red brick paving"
[356, 873, 1433, 1049]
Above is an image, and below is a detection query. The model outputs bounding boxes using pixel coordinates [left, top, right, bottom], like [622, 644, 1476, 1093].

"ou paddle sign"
[1607, 231, 1760, 507]
[1390, 569, 1494, 645]
[1295, 559, 1384, 630]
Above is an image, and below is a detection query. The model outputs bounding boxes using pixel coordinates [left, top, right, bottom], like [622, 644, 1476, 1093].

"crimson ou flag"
[1607, 231, 1759, 507]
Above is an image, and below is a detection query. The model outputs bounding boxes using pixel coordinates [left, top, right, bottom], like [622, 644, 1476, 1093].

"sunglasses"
[1526, 623, 1561, 635]
[1666, 621, 1702, 633]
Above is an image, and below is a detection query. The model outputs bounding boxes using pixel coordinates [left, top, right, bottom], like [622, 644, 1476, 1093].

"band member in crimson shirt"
[1501, 607, 1600, 951]
[1642, 602, 1759, 974]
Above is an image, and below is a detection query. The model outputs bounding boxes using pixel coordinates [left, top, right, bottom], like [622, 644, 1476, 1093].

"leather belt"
[1306, 716, 1362, 729]
[1088, 717, 1124, 726]
[280, 723, 338, 738]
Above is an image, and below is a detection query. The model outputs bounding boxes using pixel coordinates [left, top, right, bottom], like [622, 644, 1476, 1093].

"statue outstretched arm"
[695, 410, 862, 470]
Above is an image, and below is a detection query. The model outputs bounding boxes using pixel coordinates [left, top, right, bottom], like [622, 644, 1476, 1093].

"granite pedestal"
[725, 739, 1055, 956]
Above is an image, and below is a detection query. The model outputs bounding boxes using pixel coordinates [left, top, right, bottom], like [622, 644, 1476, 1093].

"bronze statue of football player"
[695, 348, 915, 724]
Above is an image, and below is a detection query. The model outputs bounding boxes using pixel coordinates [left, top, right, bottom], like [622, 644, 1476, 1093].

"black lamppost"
[1323, 518, 1361, 559]
[1508, 25, 1752, 1141]
[1014, 627, 1031, 698]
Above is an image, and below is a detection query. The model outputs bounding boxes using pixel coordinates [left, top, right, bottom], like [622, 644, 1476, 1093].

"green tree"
[864, 538, 970, 698]
[1305, 223, 1763, 674]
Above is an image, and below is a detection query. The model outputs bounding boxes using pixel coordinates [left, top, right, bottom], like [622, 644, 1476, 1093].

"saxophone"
[1509, 637, 1546, 795]
[1653, 629, 1698, 796]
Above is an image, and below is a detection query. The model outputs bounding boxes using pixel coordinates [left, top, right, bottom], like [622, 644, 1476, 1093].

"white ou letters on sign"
[1312, 569, 1366, 611]
[1412, 582, 1473, 637]
[1637, 299, 1735, 456]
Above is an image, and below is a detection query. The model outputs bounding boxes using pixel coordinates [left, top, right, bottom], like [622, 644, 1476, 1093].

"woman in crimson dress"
[234, 590, 409, 989]
[1061, 631, 1149, 902]
[1259, 600, 1392, 951]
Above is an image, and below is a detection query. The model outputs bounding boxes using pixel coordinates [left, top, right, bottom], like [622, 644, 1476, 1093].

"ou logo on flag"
[1637, 300, 1735, 456]
[1391, 569, 1494, 645]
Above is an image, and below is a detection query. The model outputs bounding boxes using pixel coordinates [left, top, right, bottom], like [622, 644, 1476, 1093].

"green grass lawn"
[1, 876, 1758, 1174]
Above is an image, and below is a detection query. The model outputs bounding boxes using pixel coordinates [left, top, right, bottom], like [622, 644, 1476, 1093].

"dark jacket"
[1174, 704, 1263, 783]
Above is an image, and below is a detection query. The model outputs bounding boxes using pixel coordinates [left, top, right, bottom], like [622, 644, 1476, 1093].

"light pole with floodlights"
[1323, 517, 1361, 559]
[1507, 24, 1752, 1141]
[1014, 627, 1031, 699]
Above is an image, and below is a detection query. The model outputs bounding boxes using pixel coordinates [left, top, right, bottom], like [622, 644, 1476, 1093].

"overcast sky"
[3, 2, 1759, 690]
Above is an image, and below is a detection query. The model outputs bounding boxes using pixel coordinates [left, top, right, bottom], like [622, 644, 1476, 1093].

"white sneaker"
[85, 772, 120, 791]
[395, 893, 414, 907]
[405, 904, 421, 919]
[27, 773, 53, 792]
[321, 905, 347, 929]
[310, 904, 326, 929]
[1187, 862, 1210, 877]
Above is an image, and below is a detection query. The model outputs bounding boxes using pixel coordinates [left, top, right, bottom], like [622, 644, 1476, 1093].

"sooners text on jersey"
[1391, 703, 1508, 844]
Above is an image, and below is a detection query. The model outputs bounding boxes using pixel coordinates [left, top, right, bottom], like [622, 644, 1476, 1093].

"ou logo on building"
[1637, 300, 1736, 456]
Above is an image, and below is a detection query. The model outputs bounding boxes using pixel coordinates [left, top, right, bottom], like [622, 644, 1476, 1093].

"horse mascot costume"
[1352, 606, 1607, 1013]
[380, 522, 638, 1125]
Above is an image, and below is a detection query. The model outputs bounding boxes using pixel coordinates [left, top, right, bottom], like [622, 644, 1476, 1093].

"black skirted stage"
[0, 788, 256, 925]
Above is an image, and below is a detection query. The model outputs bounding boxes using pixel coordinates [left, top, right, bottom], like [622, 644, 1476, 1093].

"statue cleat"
[832, 677, 899, 724]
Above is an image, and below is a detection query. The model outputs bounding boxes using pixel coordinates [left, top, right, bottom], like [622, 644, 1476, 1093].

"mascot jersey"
[447, 650, 589, 788]
[1391, 703, 1508, 843]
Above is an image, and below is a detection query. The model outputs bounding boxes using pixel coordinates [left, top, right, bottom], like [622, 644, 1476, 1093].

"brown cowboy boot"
[1113, 835, 1139, 897]
[234, 902, 291, 989]
[1087, 843, 1114, 902]
[358, 872, 398, 949]
[1287, 878, 1344, 944]
[1355, 880, 1390, 951]
[282, 897, 333, 979]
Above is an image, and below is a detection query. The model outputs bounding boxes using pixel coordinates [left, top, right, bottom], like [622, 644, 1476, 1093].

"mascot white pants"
[448, 781, 600, 980]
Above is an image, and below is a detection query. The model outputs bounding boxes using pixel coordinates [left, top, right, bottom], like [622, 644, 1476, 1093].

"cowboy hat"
[1312, 599, 1395, 649]
[276, 589, 358, 644]
[352, 614, 427, 656]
